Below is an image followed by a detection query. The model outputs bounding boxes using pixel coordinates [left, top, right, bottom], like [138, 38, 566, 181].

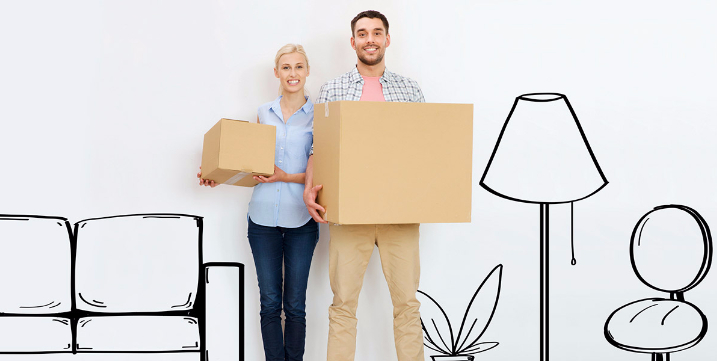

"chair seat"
[75, 315, 200, 352]
[0, 316, 72, 353]
[605, 298, 707, 353]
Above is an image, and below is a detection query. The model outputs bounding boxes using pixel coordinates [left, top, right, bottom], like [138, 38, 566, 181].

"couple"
[200, 10, 425, 361]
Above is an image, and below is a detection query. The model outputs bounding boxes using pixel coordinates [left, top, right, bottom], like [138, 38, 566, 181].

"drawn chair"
[0, 213, 244, 361]
[604, 205, 712, 361]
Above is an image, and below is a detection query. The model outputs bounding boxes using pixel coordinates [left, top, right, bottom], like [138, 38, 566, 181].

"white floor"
[0, 354, 200, 361]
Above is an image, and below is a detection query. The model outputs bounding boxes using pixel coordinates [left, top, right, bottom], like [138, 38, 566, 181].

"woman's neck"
[281, 91, 306, 110]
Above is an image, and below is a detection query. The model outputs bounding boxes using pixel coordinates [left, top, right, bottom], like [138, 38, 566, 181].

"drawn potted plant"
[418, 264, 503, 361]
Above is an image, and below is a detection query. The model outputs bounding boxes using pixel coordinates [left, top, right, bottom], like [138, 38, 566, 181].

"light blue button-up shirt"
[248, 96, 313, 228]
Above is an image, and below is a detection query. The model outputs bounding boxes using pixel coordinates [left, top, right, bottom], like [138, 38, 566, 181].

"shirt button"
[280, 147, 283, 150]
[279, 160, 282, 163]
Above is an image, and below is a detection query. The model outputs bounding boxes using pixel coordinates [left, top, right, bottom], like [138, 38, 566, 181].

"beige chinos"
[326, 223, 424, 361]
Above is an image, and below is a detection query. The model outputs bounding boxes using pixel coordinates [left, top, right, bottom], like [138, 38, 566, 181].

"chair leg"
[652, 353, 670, 361]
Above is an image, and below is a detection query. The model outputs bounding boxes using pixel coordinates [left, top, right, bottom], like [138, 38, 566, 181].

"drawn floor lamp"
[480, 93, 608, 361]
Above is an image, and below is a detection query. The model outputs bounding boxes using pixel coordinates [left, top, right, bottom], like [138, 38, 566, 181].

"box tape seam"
[223, 171, 250, 185]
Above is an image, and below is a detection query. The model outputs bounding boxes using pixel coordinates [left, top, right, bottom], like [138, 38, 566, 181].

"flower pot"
[430, 355, 475, 361]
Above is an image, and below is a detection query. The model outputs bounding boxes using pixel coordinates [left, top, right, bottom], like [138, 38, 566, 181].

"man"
[303, 10, 425, 361]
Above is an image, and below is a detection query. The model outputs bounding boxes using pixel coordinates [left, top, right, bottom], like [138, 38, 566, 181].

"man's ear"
[350, 36, 356, 50]
[385, 33, 391, 48]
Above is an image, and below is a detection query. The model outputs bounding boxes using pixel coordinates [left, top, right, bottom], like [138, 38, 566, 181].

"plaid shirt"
[310, 67, 424, 155]
[316, 66, 425, 103]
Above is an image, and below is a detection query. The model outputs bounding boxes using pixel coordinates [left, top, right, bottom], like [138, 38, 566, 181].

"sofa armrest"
[202, 262, 244, 361]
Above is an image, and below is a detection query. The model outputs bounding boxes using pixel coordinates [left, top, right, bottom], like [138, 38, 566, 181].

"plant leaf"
[454, 264, 503, 353]
[417, 289, 455, 354]
[461, 341, 499, 355]
[424, 342, 449, 355]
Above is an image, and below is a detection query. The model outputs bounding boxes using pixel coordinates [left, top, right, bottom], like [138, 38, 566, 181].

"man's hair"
[351, 10, 389, 36]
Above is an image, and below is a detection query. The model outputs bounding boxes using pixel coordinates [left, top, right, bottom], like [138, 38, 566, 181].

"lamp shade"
[481, 93, 607, 204]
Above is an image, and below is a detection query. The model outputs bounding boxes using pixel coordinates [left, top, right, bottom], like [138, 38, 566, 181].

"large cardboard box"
[313, 101, 473, 224]
[201, 118, 275, 187]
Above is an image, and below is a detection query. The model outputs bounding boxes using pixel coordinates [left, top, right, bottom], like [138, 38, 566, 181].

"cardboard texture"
[313, 101, 473, 224]
[201, 118, 275, 187]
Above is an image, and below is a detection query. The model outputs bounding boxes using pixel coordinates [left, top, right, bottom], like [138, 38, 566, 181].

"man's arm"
[316, 82, 330, 104]
[411, 79, 425, 103]
[303, 154, 327, 223]
[302, 81, 332, 223]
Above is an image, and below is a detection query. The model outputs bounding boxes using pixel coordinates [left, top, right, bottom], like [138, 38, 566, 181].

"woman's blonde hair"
[274, 44, 309, 96]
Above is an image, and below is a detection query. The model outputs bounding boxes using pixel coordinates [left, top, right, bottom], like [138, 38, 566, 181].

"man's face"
[351, 17, 390, 66]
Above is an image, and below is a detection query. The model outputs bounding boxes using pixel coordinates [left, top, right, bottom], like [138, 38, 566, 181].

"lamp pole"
[540, 203, 549, 361]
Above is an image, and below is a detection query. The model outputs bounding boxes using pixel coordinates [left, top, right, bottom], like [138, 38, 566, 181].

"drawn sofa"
[0, 213, 243, 361]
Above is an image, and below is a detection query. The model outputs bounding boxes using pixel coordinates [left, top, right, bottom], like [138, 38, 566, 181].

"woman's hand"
[197, 167, 218, 187]
[254, 165, 286, 183]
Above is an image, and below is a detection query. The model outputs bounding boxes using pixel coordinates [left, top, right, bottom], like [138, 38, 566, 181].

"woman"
[198, 44, 318, 361]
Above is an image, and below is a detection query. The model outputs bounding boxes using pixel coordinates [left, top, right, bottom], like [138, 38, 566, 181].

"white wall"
[2, 0, 717, 360]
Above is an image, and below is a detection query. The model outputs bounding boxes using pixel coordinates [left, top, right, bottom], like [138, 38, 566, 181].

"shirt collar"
[349, 66, 363, 83]
[300, 96, 314, 113]
[380, 68, 395, 84]
[270, 95, 313, 117]
[351, 65, 394, 84]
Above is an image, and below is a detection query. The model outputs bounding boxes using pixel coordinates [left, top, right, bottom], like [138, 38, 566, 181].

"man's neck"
[356, 61, 385, 77]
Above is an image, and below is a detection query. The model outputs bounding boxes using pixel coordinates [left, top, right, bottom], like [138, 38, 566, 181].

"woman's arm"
[253, 165, 304, 184]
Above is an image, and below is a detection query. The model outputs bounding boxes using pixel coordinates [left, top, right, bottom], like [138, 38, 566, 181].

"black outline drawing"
[480, 93, 607, 361]
[0, 213, 244, 361]
[418, 265, 502, 361]
[604, 205, 712, 361]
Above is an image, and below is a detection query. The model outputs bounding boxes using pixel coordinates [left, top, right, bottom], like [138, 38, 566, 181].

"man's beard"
[357, 49, 384, 66]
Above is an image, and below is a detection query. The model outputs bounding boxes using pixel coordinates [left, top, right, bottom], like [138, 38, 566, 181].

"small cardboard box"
[313, 101, 473, 224]
[201, 118, 275, 187]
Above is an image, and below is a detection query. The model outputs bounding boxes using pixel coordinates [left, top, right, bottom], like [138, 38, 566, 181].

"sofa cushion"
[74, 214, 200, 312]
[75, 316, 200, 352]
[0, 216, 72, 314]
[0, 316, 72, 352]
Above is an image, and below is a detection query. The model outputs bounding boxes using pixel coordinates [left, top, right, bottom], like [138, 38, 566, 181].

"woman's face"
[274, 52, 309, 95]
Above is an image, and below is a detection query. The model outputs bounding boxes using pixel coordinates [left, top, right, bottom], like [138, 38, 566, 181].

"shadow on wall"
[0, 213, 244, 361]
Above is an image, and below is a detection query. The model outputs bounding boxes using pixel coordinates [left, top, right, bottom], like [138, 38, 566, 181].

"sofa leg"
[652, 353, 670, 361]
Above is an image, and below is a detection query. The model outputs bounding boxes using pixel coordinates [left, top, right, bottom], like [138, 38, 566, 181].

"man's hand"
[197, 167, 218, 188]
[304, 184, 328, 223]
[254, 165, 286, 183]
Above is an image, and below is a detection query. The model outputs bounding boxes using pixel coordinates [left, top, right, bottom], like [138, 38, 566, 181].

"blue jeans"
[247, 217, 319, 361]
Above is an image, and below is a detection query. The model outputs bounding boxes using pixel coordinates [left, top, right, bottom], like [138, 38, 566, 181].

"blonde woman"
[199, 44, 317, 361]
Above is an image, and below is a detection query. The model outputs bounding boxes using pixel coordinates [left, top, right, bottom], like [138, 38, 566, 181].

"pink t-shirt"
[359, 76, 386, 102]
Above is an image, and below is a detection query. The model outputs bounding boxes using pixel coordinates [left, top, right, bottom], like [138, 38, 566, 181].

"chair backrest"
[0, 215, 73, 314]
[630, 205, 712, 296]
[74, 214, 202, 313]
